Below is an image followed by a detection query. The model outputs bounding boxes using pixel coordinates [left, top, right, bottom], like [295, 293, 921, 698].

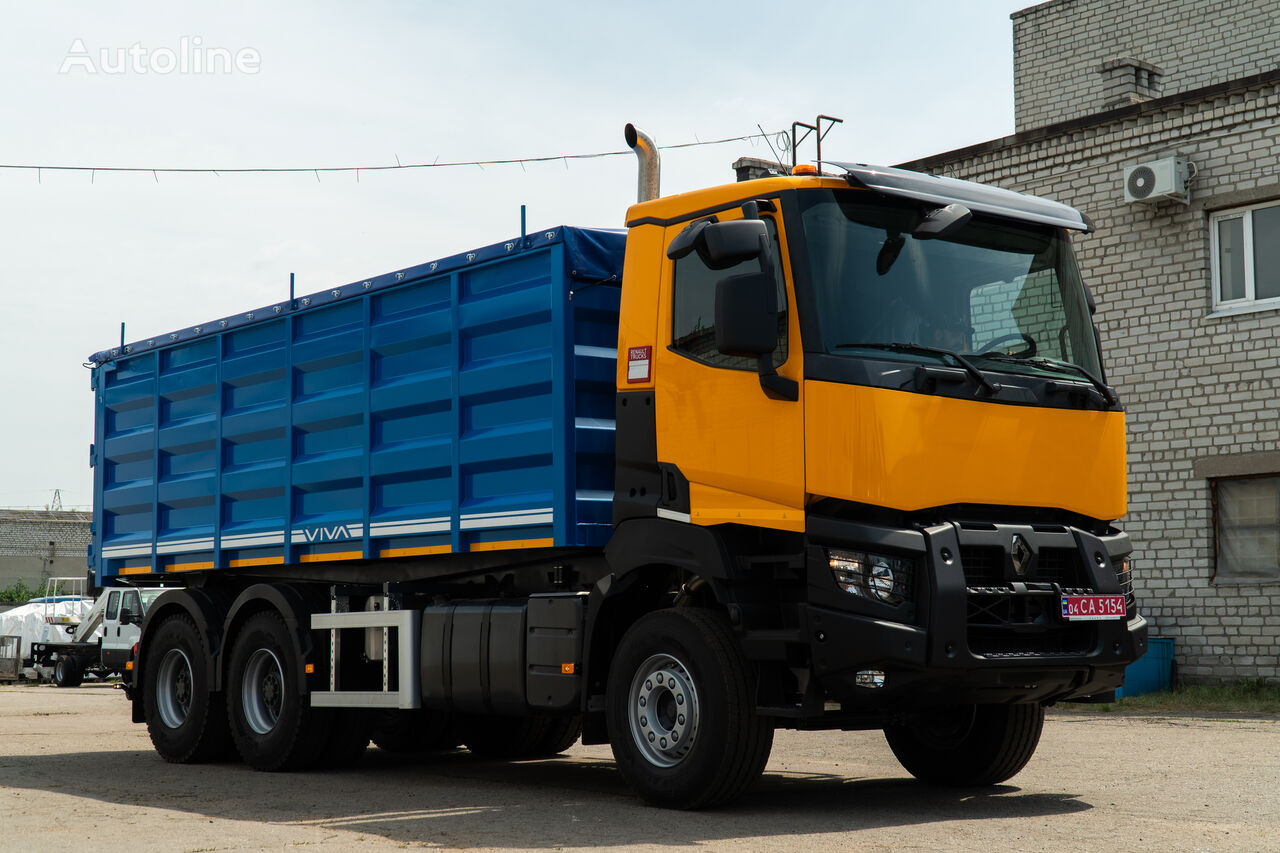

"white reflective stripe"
[574, 417, 616, 430]
[155, 539, 214, 555]
[575, 490, 613, 501]
[656, 508, 691, 523]
[573, 345, 618, 360]
[369, 521, 450, 536]
[459, 509, 554, 530]
[368, 517, 450, 534]
[102, 544, 153, 558]
[460, 508, 551, 521]
[221, 533, 286, 547]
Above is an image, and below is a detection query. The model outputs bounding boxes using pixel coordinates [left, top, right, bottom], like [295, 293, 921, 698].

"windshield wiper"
[980, 353, 1117, 406]
[836, 342, 1000, 395]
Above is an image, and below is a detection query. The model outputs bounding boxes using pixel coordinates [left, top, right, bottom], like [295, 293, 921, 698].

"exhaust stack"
[625, 123, 660, 203]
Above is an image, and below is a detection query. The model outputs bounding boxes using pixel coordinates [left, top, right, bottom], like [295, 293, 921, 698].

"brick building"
[0, 509, 92, 593]
[899, 0, 1280, 683]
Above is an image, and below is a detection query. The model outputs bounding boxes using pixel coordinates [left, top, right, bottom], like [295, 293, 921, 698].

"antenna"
[757, 124, 786, 174]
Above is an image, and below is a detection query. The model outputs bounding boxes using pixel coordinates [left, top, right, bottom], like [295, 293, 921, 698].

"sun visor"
[829, 162, 1093, 233]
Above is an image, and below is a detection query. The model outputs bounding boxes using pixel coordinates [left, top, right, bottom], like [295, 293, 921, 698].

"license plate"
[1060, 594, 1127, 621]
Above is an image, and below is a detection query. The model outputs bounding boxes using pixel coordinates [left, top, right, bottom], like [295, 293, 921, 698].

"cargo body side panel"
[91, 229, 624, 583]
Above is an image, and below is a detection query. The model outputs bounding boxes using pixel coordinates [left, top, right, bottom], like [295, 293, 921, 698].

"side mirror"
[715, 271, 777, 357]
[119, 608, 141, 626]
[667, 219, 768, 270]
[701, 220, 768, 269]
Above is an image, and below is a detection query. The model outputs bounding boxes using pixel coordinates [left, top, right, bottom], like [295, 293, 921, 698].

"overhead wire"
[0, 130, 776, 180]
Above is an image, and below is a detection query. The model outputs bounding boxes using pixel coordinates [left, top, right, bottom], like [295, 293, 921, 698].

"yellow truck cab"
[601, 154, 1146, 799]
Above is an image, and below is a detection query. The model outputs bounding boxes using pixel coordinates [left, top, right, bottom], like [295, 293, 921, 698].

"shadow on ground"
[0, 742, 1091, 848]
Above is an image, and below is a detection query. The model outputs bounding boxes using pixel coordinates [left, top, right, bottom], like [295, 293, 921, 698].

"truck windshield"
[797, 189, 1102, 380]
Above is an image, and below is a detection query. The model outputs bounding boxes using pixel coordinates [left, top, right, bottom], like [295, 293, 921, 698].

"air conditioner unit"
[1123, 157, 1191, 204]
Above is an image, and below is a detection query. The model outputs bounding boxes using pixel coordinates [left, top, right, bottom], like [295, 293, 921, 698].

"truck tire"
[371, 709, 459, 754]
[606, 608, 773, 809]
[143, 614, 232, 763]
[461, 714, 581, 759]
[54, 655, 83, 688]
[226, 611, 329, 771]
[884, 703, 1045, 786]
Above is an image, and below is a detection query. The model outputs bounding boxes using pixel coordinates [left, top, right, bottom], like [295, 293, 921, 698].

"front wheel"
[606, 608, 773, 809]
[884, 703, 1045, 786]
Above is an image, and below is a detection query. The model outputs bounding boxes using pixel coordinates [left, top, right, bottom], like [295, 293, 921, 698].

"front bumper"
[801, 514, 1148, 707]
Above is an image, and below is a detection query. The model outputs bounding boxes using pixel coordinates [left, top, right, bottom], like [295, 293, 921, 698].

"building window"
[1212, 475, 1280, 581]
[1211, 201, 1280, 312]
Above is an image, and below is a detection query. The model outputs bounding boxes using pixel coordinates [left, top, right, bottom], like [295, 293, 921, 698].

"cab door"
[101, 589, 140, 670]
[652, 208, 805, 531]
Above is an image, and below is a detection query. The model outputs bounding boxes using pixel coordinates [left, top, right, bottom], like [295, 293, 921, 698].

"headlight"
[827, 549, 914, 606]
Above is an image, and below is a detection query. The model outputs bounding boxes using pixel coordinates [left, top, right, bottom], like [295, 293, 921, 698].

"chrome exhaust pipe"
[624, 123, 660, 203]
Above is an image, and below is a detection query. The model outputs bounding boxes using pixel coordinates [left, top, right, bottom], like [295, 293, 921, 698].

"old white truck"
[31, 585, 169, 686]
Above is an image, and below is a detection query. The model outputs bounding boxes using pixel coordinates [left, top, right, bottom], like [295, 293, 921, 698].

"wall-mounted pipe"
[624, 123, 660, 203]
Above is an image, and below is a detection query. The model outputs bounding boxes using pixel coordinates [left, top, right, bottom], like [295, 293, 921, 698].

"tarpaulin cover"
[562, 227, 626, 284]
[0, 599, 98, 660]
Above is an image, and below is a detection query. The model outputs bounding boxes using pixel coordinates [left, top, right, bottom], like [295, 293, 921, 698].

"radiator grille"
[959, 545, 1089, 588]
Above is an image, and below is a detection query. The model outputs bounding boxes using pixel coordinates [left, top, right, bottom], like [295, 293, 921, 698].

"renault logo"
[1011, 534, 1032, 577]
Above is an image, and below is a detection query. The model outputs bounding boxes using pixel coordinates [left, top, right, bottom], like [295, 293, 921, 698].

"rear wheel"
[143, 615, 231, 763]
[606, 608, 773, 809]
[54, 655, 83, 688]
[227, 611, 329, 771]
[884, 703, 1045, 786]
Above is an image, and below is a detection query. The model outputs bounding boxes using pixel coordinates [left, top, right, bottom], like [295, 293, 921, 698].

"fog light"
[827, 549, 914, 606]
[868, 558, 896, 601]
[855, 670, 886, 689]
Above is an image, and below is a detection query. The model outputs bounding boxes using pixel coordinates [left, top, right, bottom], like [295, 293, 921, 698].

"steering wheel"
[976, 333, 1037, 358]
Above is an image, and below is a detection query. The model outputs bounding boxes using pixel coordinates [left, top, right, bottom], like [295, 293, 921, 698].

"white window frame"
[1210, 200, 1280, 316]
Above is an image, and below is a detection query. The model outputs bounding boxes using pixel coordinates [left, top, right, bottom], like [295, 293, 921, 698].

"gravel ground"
[1, 682, 1277, 852]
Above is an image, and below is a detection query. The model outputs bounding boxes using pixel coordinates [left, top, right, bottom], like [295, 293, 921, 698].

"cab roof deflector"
[828, 162, 1094, 233]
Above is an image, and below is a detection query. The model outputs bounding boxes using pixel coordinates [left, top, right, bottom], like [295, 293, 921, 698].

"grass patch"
[1061, 679, 1280, 716]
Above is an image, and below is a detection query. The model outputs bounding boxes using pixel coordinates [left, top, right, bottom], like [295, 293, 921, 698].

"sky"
[0, 0, 1030, 510]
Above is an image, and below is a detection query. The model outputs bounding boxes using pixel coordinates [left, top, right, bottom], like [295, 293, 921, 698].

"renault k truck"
[86, 124, 1146, 808]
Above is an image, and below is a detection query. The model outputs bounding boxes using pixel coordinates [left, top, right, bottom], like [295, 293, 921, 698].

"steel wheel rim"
[628, 653, 699, 768]
[155, 648, 193, 729]
[241, 648, 285, 735]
